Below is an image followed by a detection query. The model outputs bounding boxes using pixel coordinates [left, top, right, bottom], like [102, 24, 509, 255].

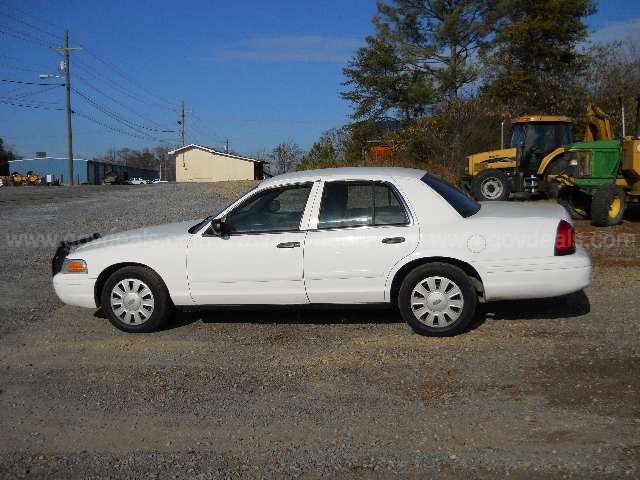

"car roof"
[260, 167, 426, 186]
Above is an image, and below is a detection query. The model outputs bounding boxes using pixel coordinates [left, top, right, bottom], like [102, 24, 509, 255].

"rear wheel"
[558, 187, 591, 220]
[471, 169, 511, 201]
[398, 263, 478, 337]
[101, 266, 171, 333]
[591, 184, 626, 227]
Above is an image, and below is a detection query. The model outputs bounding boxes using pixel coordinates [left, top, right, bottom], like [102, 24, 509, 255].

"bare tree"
[270, 141, 304, 174]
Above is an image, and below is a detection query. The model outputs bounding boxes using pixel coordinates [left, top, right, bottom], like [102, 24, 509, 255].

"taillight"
[555, 220, 575, 256]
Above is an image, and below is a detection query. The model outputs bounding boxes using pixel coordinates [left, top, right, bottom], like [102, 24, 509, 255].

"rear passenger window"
[373, 184, 408, 225]
[318, 181, 408, 229]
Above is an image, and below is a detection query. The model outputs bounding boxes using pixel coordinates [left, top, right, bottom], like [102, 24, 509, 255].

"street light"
[39, 74, 63, 80]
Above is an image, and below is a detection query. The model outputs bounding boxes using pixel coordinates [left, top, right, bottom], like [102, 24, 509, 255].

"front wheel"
[471, 169, 511, 201]
[398, 263, 478, 337]
[591, 184, 626, 227]
[101, 266, 171, 333]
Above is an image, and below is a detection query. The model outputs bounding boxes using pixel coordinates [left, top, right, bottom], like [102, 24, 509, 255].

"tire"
[398, 263, 478, 337]
[543, 158, 570, 199]
[591, 184, 626, 227]
[557, 187, 591, 220]
[101, 266, 171, 333]
[471, 169, 511, 201]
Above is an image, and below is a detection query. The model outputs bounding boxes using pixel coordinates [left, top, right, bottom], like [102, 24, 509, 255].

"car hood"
[73, 220, 196, 254]
[474, 201, 569, 221]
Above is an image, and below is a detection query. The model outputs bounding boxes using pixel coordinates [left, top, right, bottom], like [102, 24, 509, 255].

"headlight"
[62, 258, 87, 274]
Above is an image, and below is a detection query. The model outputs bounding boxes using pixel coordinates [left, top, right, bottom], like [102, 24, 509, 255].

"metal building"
[7, 157, 158, 184]
[169, 144, 265, 182]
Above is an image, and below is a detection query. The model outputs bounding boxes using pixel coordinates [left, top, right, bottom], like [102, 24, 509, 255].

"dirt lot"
[0, 183, 639, 479]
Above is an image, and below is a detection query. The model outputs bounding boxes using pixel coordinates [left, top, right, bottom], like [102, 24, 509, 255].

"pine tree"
[481, 0, 596, 113]
[342, 0, 490, 120]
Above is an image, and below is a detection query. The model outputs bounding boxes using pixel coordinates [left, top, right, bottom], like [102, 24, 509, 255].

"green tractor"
[551, 98, 640, 226]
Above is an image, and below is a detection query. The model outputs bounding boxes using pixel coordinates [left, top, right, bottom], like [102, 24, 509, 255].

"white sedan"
[52, 168, 591, 336]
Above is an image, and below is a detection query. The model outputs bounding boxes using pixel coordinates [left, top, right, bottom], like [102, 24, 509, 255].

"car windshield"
[421, 173, 480, 218]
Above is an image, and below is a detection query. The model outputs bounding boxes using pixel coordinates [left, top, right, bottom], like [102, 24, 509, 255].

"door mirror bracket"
[210, 217, 229, 237]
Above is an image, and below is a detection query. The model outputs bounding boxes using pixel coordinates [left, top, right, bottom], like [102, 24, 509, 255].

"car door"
[304, 180, 419, 304]
[186, 183, 314, 305]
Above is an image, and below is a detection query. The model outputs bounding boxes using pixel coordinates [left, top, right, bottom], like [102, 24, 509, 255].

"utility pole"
[180, 101, 185, 146]
[53, 30, 81, 185]
[224, 138, 229, 153]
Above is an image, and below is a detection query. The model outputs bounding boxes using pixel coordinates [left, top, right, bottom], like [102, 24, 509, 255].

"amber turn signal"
[63, 259, 87, 274]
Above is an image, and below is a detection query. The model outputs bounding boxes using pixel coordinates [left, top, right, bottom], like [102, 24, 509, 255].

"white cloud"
[210, 35, 363, 63]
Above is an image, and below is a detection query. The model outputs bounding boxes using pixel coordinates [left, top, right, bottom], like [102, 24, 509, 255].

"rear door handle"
[382, 237, 405, 244]
[277, 241, 301, 248]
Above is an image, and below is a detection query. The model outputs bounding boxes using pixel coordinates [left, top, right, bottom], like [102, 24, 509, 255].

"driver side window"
[225, 184, 312, 234]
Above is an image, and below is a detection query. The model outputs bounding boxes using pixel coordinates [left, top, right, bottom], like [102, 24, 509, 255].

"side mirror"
[211, 217, 227, 236]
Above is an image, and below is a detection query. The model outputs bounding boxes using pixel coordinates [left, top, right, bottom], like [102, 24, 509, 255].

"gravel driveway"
[0, 183, 638, 479]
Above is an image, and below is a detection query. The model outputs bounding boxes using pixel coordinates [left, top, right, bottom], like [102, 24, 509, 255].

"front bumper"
[51, 233, 101, 308]
[480, 246, 592, 302]
[53, 273, 98, 308]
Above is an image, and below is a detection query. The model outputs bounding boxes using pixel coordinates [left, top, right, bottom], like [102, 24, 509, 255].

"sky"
[1, 0, 639, 160]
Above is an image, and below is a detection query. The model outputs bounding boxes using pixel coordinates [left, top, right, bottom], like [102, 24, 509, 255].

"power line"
[0, 99, 64, 110]
[0, 63, 44, 74]
[73, 87, 176, 136]
[73, 109, 173, 143]
[0, 85, 60, 101]
[73, 58, 176, 112]
[0, 78, 64, 86]
[0, 1, 65, 39]
[73, 71, 175, 129]
[80, 46, 179, 109]
[0, 9, 62, 42]
[0, 24, 54, 48]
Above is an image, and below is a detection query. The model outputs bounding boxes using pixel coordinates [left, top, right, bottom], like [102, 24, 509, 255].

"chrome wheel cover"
[410, 276, 464, 328]
[480, 177, 504, 199]
[110, 278, 155, 325]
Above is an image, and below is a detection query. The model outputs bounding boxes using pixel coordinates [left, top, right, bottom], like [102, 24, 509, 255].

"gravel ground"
[0, 183, 639, 479]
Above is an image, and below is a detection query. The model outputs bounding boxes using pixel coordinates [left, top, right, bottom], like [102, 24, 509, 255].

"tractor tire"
[591, 184, 626, 227]
[543, 158, 570, 199]
[470, 169, 511, 201]
[557, 188, 591, 220]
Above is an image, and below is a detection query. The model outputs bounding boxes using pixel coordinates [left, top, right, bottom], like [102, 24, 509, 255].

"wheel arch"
[537, 147, 568, 175]
[94, 262, 169, 308]
[388, 256, 485, 304]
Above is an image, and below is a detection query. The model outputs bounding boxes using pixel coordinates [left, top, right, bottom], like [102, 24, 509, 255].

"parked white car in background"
[52, 167, 591, 335]
[126, 178, 147, 185]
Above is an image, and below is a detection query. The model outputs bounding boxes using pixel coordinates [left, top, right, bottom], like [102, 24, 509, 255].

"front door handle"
[382, 237, 405, 244]
[277, 241, 301, 249]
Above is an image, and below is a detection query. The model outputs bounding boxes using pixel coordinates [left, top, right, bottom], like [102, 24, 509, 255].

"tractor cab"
[510, 116, 573, 175]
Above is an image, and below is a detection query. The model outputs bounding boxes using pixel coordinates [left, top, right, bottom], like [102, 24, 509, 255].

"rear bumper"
[481, 246, 592, 301]
[53, 273, 97, 309]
